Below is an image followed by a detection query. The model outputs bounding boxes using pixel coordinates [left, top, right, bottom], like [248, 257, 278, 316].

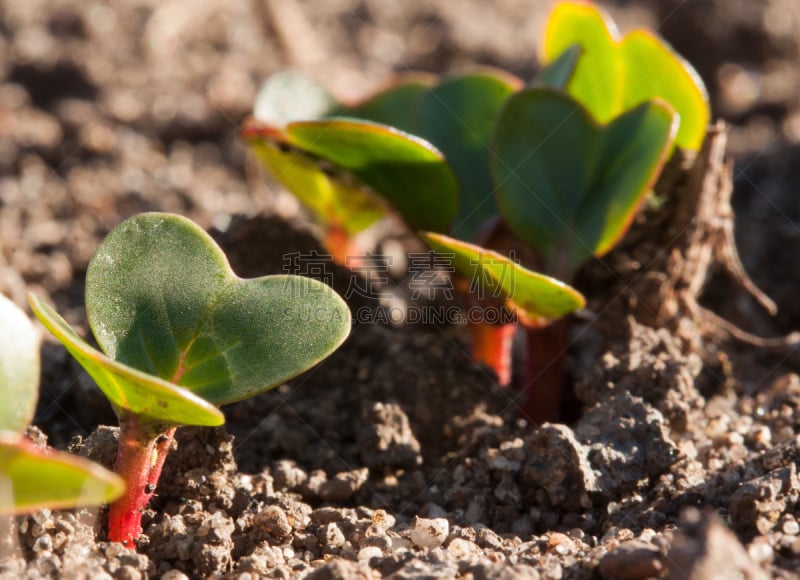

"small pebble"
[160, 571, 190, 580]
[32, 535, 53, 553]
[792, 537, 800, 554]
[357, 546, 383, 562]
[598, 540, 664, 580]
[371, 509, 395, 532]
[319, 468, 369, 502]
[782, 519, 800, 535]
[747, 539, 774, 564]
[447, 538, 480, 561]
[751, 425, 772, 446]
[410, 516, 449, 549]
[255, 506, 292, 539]
[320, 522, 345, 548]
[567, 528, 585, 541]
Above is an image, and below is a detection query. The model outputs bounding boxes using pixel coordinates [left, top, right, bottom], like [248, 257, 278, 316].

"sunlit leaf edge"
[591, 96, 679, 257]
[541, 0, 709, 150]
[28, 293, 225, 428]
[243, 119, 449, 233]
[285, 119, 460, 232]
[245, 128, 386, 236]
[0, 431, 125, 515]
[287, 118, 451, 162]
[422, 232, 586, 323]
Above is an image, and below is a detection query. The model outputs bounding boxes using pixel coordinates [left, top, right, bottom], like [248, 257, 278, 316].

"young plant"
[242, 0, 708, 422]
[0, 293, 124, 515]
[29, 212, 351, 546]
[243, 70, 581, 387]
[542, 0, 709, 150]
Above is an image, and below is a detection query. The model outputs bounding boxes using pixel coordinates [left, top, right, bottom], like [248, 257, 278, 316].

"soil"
[2, 0, 800, 578]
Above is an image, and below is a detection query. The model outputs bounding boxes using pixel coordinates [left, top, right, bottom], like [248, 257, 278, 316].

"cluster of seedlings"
[243, 0, 709, 421]
[1, 0, 714, 553]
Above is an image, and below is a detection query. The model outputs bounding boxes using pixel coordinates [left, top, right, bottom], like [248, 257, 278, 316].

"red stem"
[469, 321, 517, 386]
[521, 319, 568, 424]
[324, 225, 365, 267]
[107, 415, 175, 547]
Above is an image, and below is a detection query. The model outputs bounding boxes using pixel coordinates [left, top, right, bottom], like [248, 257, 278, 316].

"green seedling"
[0, 293, 124, 515]
[243, 69, 579, 388]
[243, 0, 707, 422]
[29, 212, 351, 546]
[542, 0, 709, 150]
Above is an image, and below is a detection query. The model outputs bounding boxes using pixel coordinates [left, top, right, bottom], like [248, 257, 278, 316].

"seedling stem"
[107, 416, 175, 546]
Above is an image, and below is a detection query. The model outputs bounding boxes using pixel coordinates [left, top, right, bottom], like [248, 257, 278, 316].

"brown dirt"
[2, 0, 800, 578]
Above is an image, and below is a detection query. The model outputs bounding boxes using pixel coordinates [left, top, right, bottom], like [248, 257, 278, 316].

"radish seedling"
[243, 0, 708, 421]
[30, 212, 351, 546]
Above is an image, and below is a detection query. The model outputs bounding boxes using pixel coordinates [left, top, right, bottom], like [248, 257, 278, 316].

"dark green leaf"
[331, 74, 436, 132]
[493, 88, 676, 274]
[536, 44, 582, 90]
[417, 70, 521, 241]
[85, 213, 351, 407]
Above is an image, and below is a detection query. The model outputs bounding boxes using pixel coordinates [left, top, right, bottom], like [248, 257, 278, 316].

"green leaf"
[0, 294, 39, 433]
[331, 74, 436, 132]
[253, 70, 335, 126]
[542, 1, 709, 150]
[416, 70, 521, 241]
[245, 125, 385, 236]
[84, 213, 351, 408]
[334, 69, 522, 241]
[287, 120, 459, 233]
[536, 44, 582, 90]
[29, 294, 224, 427]
[423, 233, 585, 324]
[493, 88, 676, 275]
[0, 432, 125, 515]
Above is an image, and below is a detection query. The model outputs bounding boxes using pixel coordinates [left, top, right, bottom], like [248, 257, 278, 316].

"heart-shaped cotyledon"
[493, 87, 677, 276]
[542, 0, 708, 151]
[31, 212, 351, 427]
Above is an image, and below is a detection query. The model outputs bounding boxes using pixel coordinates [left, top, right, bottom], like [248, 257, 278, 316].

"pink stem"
[469, 321, 517, 386]
[107, 415, 175, 547]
